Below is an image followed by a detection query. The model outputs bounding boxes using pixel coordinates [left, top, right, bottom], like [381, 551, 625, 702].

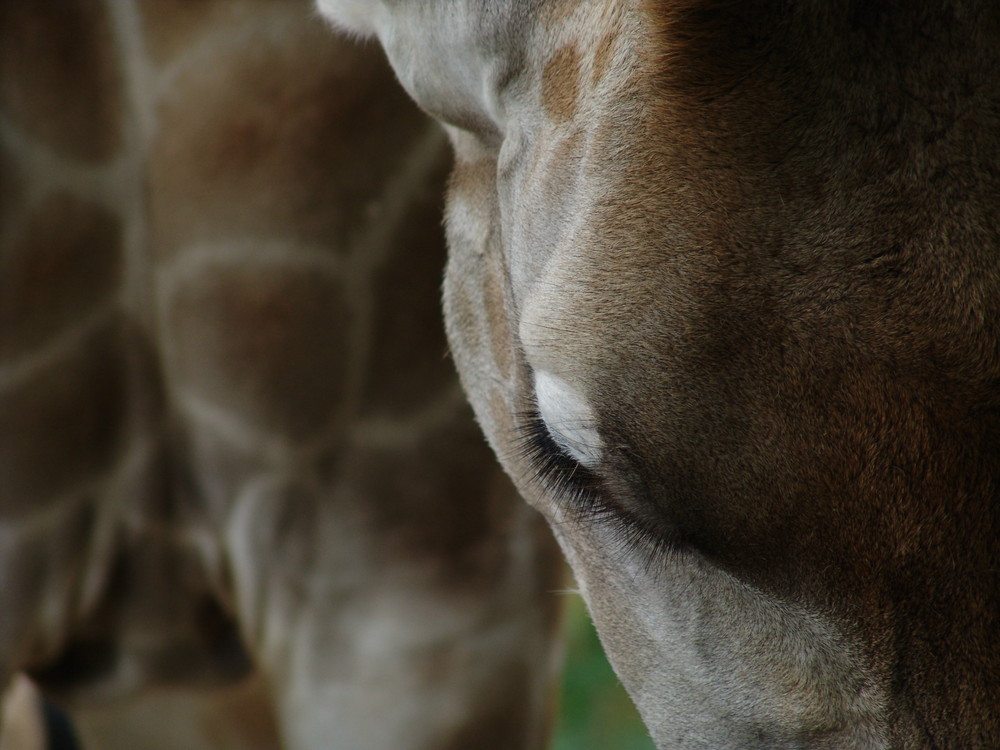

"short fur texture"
[319, 0, 1000, 747]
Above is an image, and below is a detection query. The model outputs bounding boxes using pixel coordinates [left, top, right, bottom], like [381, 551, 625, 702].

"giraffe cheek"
[442, 253, 517, 460]
[443, 155, 523, 457]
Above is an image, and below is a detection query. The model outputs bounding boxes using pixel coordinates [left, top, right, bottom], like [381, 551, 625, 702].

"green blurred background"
[552, 597, 655, 750]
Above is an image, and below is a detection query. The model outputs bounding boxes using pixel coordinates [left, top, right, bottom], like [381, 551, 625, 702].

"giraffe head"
[319, 1, 1000, 747]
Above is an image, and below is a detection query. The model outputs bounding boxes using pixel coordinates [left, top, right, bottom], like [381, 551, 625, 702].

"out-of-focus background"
[13, 597, 655, 750]
[553, 598, 655, 750]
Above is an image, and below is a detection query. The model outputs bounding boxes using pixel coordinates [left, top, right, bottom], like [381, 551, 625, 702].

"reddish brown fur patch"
[591, 29, 619, 87]
[149, 24, 427, 258]
[0, 193, 122, 361]
[643, 0, 784, 101]
[166, 266, 350, 440]
[0, 0, 122, 161]
[541, 45, 582, 124]
[639, 0, 809, 168]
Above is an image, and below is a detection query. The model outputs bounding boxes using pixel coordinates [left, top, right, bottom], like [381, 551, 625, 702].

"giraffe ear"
[315, 0, 383, 38]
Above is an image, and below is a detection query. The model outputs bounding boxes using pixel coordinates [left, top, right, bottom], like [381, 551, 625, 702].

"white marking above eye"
[534, 370, 604, 468]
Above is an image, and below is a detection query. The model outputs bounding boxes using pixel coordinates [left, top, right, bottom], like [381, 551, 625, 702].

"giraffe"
[0, 1, 564, 748]
[318, 0, 1000, 747]
[0, 678, 46, 750]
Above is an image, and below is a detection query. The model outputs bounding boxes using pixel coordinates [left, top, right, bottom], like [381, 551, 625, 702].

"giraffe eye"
[519, 410, 604, 510]
[532, 370, 605, 467]
[519, 409, 675, 571]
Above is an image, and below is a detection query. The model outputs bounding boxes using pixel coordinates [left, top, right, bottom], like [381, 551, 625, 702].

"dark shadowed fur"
[572, 1, 1000, 745]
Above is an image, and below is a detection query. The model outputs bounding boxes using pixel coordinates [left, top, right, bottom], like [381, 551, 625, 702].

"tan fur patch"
[483, 258, 513, 383]
[447, 158, 495, 207]
[447, 158, 514, 398]
[550, 127, 586, 184]
[540, 0, 578, 28]
[541, 45, 582, 124]
[489, 387, 517, 449]
[0, 1, 122, 161]
[139, 0, 274, 64]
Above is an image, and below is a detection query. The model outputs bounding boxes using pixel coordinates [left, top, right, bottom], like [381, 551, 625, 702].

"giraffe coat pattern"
[0, 1, 564, 748]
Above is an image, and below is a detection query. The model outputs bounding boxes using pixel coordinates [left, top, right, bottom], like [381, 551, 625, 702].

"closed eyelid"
[516, 410, 673, 569]
[532, 370, 605, 467]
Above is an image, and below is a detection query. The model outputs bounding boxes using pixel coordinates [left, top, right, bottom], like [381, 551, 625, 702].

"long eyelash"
[517, 410, 607, 517]
[516, 410, 680, 579]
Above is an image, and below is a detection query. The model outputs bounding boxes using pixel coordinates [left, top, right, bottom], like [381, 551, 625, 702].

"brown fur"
[313, 0, 998, 745]
[591, 29, 619, 87]
[0, 193, 122, 362]
[0, 0, 122, 161]
[166, 268, 352, 440]
[541, 44, 582, 124]
[359, 154, 456, 415]
[0, 325, 126, 518]
[539, 0, 578, 29]
[149, 30, 419, 258]
[564, 1, 1000, 744]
